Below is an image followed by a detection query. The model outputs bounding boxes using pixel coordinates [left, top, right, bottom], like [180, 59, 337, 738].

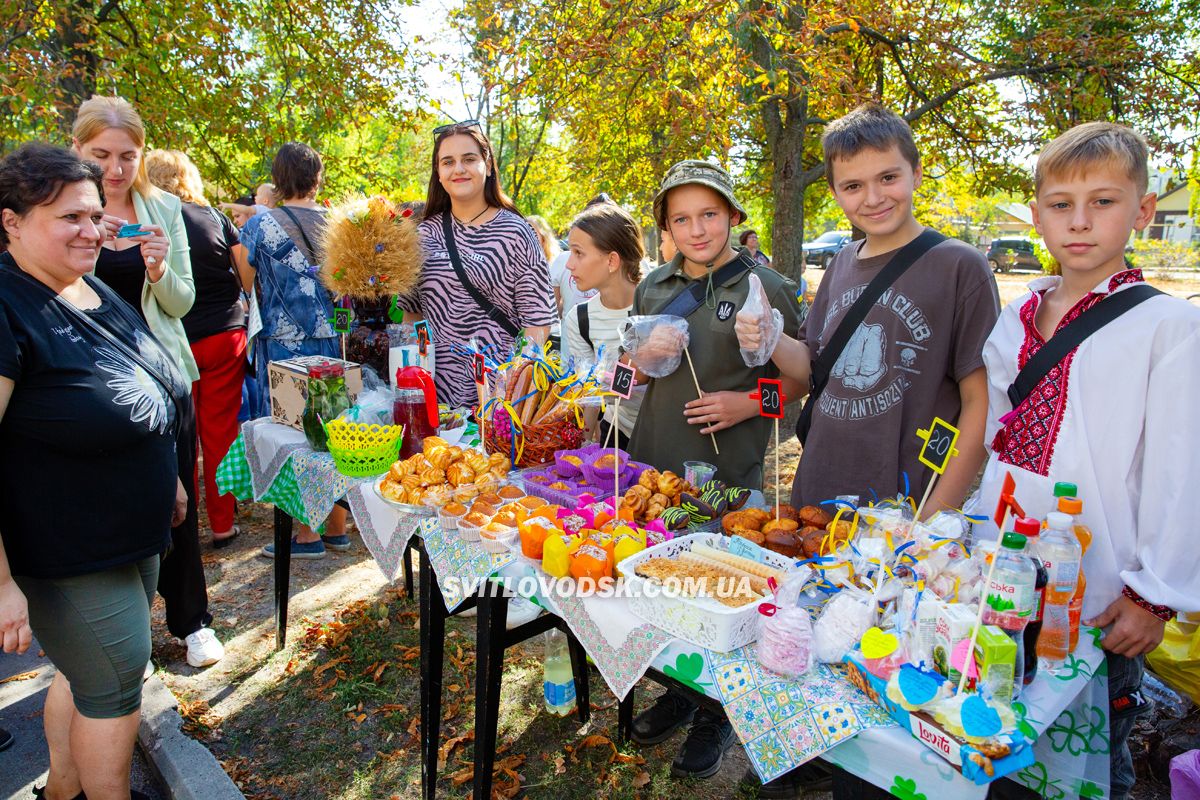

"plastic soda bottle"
[543, 629, 576, 716]
[1016, 518, 1047, 685]
[1056, 496, 1092, 652]
[982, 526, 1037, 696]
[1036, 511, 1083, 666]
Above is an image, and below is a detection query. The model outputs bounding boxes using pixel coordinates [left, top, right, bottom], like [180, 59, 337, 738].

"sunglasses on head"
[433, 119, 483, 138]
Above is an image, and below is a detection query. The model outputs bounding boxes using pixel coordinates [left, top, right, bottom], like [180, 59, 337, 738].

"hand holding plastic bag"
[735, 273, 783, 367]
[620, 315, 690, 378]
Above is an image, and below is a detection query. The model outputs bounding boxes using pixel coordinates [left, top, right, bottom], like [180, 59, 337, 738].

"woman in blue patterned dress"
[235, 142, 348, 558]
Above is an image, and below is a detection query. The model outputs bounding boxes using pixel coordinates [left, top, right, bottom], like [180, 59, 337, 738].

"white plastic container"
[617, 532, 806, 652]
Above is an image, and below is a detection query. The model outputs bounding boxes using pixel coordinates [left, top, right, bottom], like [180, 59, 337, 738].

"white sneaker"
[506, 597, 542, 630]
[185, 628, 225, 668]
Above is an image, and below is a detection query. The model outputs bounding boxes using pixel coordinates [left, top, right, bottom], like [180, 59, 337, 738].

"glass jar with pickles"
[302, 362, 351, 451]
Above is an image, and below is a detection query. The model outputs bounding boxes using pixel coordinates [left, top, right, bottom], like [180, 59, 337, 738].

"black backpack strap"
[657, 252, 754, 319]
[576, 301, 592, 350]
[440, 212, 520, 337]
[1006, 283, 1162, 411]
[796, 229, 946, 445]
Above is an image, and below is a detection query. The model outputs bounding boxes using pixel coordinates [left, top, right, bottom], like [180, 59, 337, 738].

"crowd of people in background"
[0, 92, 1195, 800]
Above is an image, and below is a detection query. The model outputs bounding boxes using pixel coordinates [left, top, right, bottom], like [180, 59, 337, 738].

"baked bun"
[657, 471, 683, 498]
[762, 518, 800, 535]
[422, 436, 450, 457]
[763, 528, 803, 558]
[799, 505, 833, 529]
[776, 504, 802, 523]
[638, 468, 661, 492]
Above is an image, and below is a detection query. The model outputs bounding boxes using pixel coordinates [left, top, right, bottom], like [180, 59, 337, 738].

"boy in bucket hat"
[625, 160, 802, 489]
[624, 160, 802, 777]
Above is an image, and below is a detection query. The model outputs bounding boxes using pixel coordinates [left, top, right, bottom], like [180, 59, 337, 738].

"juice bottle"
[1036, 511, 1082, 666]
[1056, 496, 1092, 652]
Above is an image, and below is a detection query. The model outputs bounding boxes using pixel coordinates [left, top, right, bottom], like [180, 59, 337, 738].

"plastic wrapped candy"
[813, 590, 874, 663]
[756, 572, 815, 679]
[737, 272, 784, 368]
[620, 315, 690, 378]
[929, 691, 1017, 744]
[885, 663, 954, 712]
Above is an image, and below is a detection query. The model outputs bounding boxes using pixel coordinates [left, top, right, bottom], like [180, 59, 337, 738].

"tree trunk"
[53, 0, 100, 130]
[769, 125, 808, 286]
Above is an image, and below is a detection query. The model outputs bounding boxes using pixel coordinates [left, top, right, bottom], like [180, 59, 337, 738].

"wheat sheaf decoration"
[318, 194, 423, 299]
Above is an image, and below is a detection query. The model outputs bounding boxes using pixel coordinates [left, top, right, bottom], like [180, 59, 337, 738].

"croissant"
[419, 467, 446, 487]
[638, 468, 661, 492]
[488, 453, 511, 473]
[649, 492, 671, 509]
[463, 450, 489, 474]
[380, 480, 406, 502]
[426, 447, 454, 471]
[388, 460, 414, 481]
[620, 493, 648, 518]
[473, 472, 500, 494]
[422, 436, 449, 457]
[645, 502, 666, 521]
[657, 471, 683, 498]
[446, 462, 476, 487]
[627, 485, 653, 501]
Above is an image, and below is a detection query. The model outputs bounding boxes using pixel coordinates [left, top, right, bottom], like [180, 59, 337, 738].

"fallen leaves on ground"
[178, 697, 222, 739]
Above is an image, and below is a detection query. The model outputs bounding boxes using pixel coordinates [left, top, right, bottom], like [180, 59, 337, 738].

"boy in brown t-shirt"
[734, 103, 998, 796]
[739, 102, 997, 514]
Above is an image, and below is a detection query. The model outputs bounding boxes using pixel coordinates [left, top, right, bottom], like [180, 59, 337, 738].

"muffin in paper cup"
[457, 517, 483, 543]
[439, 502, 468, 534]
[480, 523, 516, 553]
[553, 448, 590, 478]
[582, 449, 630, 485]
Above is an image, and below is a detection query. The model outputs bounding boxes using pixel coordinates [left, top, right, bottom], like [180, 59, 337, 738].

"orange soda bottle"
[1057, 496, 1092, 652]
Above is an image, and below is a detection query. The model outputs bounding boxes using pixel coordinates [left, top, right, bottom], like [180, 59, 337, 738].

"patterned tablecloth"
[215, 423, 1111, 795]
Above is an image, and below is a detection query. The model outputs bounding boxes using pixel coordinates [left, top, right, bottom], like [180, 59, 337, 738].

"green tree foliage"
[458, 0, 1200, 281]
[1, 0, 420, 195]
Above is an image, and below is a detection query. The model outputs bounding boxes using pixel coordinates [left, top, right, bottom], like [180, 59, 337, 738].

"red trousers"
[190, 328, 247, 534]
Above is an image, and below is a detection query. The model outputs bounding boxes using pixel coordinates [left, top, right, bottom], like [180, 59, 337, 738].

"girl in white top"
[561, 203, 645, 448]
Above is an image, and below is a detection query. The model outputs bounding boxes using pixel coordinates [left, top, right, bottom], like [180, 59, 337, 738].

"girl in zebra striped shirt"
[398, 123, 555, 407]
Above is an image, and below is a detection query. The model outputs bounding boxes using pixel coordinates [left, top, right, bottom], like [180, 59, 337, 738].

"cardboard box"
[842, 650, 1034, 785]
[267, 356, 363, 431]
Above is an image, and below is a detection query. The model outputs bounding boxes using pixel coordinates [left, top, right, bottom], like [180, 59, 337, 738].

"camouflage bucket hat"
[652, 159, 748, 230]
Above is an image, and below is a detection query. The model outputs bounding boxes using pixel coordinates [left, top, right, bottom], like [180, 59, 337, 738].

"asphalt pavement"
[0, 640, 164, 800]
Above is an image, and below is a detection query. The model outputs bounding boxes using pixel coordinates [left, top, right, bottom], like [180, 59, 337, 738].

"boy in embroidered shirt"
[973, 122, 1200, 800]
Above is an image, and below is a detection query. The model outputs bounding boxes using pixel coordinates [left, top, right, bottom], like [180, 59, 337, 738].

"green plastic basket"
[324, 419, 404, 477]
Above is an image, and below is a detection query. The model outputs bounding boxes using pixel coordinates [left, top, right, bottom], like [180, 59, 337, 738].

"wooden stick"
[911, 473, 939, 528]
[341, 333, 347, 362]
[957, 506, 1012, 695]
[614, 397, 621, 501]
[600, 403, 615, 449]
[683, 347, 720, 455]
[774, 417, 781, 521]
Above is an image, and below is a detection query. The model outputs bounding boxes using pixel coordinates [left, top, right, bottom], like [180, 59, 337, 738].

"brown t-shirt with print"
[791, 231, 999, 508]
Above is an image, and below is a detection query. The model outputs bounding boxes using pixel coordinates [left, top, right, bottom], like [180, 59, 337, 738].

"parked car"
[803, 230, 852, 268]
[986, 237, 1040, 273]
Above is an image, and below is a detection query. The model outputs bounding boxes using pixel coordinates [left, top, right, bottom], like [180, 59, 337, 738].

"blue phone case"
[116, 223, 145, 238]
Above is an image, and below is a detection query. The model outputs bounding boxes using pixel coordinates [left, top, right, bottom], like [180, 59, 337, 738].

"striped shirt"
[402, 209, 555, 406]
